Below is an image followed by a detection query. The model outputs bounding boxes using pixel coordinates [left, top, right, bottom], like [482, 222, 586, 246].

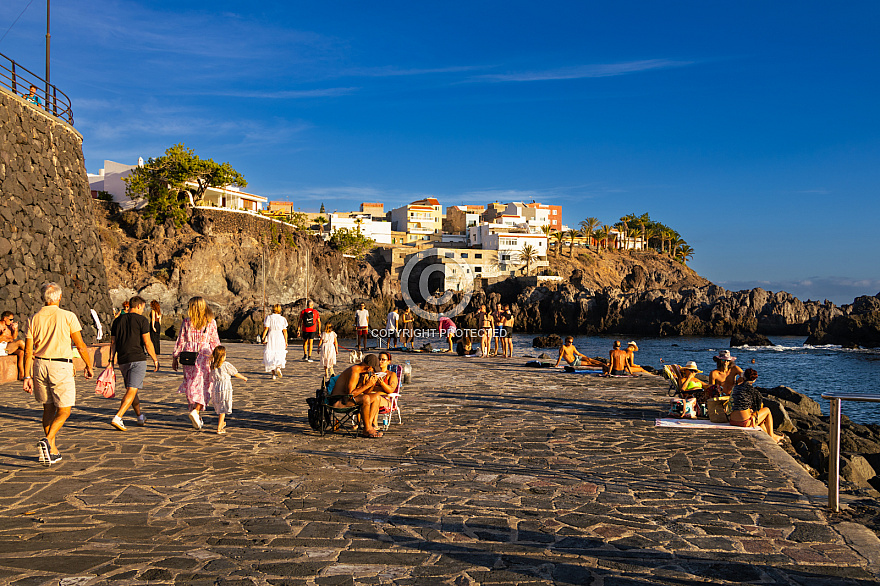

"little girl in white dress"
[319, 323, 338, 379]
[209, 346, 248, 434]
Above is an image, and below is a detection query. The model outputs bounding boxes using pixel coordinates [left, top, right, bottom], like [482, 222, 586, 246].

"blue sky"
[3, 1, 879, 305]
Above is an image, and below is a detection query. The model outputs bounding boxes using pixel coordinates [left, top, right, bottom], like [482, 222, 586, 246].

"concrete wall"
[0, 88, 114, 342]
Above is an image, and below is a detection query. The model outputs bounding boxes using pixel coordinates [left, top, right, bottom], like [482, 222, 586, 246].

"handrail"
[0, 50, 73, 125]
[821, 392, 880, 512]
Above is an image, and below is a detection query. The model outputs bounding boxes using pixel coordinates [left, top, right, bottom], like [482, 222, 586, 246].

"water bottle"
[403, 360, 412, 384]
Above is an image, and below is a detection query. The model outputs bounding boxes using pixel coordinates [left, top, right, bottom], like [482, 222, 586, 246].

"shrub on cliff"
[124, 143, 246, 227]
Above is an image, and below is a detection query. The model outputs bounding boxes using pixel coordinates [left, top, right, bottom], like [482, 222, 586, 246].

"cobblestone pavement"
[1, 343, 878, 585]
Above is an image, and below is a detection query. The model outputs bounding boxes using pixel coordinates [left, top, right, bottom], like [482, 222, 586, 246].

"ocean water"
[513, 334, 880, 425]
[349, 333, 880, 424]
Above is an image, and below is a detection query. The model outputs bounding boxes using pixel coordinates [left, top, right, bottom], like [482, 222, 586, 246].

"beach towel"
[654, 418, 762, 430]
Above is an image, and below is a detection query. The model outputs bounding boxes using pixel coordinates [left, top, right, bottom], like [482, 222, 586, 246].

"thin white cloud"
[472, 59, 693, 83]
[192, 87, 359, 99]
[341, 65, 488, 78]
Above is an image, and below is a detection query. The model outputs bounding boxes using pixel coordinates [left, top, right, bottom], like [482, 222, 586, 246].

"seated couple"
[0, 311, 26, 380]
[555, 336, 604, 370]
[328, 352, 397, 438]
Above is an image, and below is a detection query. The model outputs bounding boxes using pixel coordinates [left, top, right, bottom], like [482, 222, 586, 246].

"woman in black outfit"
[149, 300, 162, 354]
[728, 368, 785, 444]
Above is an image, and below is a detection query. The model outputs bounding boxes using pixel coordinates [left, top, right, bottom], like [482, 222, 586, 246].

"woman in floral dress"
[172, 297, 220, 430]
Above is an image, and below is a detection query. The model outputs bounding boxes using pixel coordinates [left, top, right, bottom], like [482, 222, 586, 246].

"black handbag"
[178, 351, 198, 366]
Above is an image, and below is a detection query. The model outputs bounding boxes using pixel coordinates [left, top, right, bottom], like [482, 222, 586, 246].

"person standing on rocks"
[385, 307, 399, 349]
[23, 282, 94, 466]
[109, 296, 159, 431]
[355, 302, 370, 353]
[172, 297, 220, 430]
[261, 304, 288, 379]
[298, 300, 320, 362]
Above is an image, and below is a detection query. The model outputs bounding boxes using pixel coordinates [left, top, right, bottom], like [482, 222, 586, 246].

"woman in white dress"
[261, 304, 288, 380]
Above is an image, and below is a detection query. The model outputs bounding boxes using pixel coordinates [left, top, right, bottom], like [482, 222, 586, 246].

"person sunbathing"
[729, 368, 785, 444]
[677, 361, 709, 393]
[625, 341, 647, 373]
[708, 350, 743, 394]
[555, 336, 603, 368]
[605, 340, 633, 375]
[328, 354, 384, 438]
[365, 351, 399, 429]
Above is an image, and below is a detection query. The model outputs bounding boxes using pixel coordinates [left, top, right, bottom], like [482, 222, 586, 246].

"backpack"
[302, 310, 315, 328]
[307, 386, 328, 431]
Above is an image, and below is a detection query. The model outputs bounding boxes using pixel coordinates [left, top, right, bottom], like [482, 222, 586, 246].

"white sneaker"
[37, 439, 50, 467]
[272, 373, 277, 380]
[188, 410, 203, 430]
[306, 358, 315, 363]
[136, 414, 147, 427]
[111, 416, 126, 431]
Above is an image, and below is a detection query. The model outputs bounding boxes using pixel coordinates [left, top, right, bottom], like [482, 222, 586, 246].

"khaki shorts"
[33, 359, 76, 408]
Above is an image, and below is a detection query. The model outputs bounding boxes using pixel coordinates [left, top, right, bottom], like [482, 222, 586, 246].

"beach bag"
[681, 397, 698, 419]
[95, 365, 116, 399]
[306, 387, 328, 431]
[707, 396, 730, 423]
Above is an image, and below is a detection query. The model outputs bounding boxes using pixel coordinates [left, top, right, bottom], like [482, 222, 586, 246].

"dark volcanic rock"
[533, 334, 563, 348]
[731, 332, 774, 347]
[806, 294, 880, 348]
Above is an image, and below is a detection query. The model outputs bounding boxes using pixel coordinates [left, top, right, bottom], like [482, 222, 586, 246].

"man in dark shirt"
[109, 296, 158, 431]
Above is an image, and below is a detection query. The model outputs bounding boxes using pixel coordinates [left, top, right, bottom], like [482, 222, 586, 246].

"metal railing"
[0, 50, 73, 125]
[822, 391, 880, 512]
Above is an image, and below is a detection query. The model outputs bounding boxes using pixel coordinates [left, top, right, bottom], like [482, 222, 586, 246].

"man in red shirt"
[298, 300, 321, 362]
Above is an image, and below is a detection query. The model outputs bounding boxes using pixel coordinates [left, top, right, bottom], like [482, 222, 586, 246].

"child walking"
[209, 346, 247, 434]
[319, 323, 338, 379]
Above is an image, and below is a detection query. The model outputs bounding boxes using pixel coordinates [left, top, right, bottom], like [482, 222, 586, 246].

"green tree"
[124, 143, 246, 226]
[519, 243, 539, 275]
[552, 231, 566, 258]
[329, 228, 375, 258]
[676, 243, 694, 265]
[567, 229, 579, 257]
[598, 225, 613, 250]
[579, 217, 600, 246]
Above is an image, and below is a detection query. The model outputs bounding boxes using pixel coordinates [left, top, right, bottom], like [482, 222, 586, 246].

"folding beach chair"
[376, 364, 404, 431]
[662, 364, 684, 397]
[317, 375, 361, 437]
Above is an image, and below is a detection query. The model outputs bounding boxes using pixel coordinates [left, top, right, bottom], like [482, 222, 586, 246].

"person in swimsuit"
[729, 368, 785, 444]
[555, 337, 603, 368]
[708, 350, 744, 394]
[606, 340, 632, 375]
[328, 355, 384, 438]
[676, 361, 709, 393]
[625, 341, 647, 374]
[476, 305, 493, 357]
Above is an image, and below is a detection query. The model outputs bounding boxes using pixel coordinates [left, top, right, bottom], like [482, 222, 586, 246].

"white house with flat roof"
[328, 213, 392, 244]
[467, 224, 549, 274]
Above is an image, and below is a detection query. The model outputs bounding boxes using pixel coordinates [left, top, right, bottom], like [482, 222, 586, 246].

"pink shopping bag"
[95, 365, 116, 398]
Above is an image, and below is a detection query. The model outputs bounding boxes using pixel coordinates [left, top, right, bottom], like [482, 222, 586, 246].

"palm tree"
[314, 215, 327, 234]
[598, 224, 612, 250]
[628, 226, 642, 251]
[552, 231, 566, 257]
[567, 229, 579, 257]
[677, 244, 694, 265]
[519, 243, 539, 275]
[579, 217, 601, 247]
[669, 236, 684, 257]
[618, 215, 631, 251]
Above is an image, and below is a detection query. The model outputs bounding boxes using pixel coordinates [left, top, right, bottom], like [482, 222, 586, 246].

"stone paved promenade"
[1, 343, 878, 585]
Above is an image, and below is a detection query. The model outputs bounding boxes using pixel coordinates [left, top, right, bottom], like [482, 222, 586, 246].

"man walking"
[109, 296, 159, 431]
[298, 300, 320, 362]
[23, 282, 94, 466]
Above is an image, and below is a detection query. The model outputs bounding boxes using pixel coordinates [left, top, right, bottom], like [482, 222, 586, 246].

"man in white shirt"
[355, 302, 370, 352]
[385, 308, 399, 349]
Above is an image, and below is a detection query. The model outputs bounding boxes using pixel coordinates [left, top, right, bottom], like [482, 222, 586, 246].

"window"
[475, 253, 482, 259]
[445, 252, 454, 258]
[475, 266, 482, 273]
[461, 253, 468, 258]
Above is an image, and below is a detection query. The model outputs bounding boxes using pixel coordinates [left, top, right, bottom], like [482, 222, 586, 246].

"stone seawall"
[0, 88, 113, 341]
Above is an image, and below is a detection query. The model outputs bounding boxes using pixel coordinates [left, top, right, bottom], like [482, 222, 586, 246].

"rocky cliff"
[99, 206, 877, 345]
[0, 88, 113, 339]
[805, 293, 880, 348]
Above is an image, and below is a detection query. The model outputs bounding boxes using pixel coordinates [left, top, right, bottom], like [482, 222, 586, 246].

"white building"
[467, 224, 549, 274]
[88, 159, 267, 212]
[328, 213, 392, 244]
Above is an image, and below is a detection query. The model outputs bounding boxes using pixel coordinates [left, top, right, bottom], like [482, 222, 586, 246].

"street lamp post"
[45, 0, 50, 112]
